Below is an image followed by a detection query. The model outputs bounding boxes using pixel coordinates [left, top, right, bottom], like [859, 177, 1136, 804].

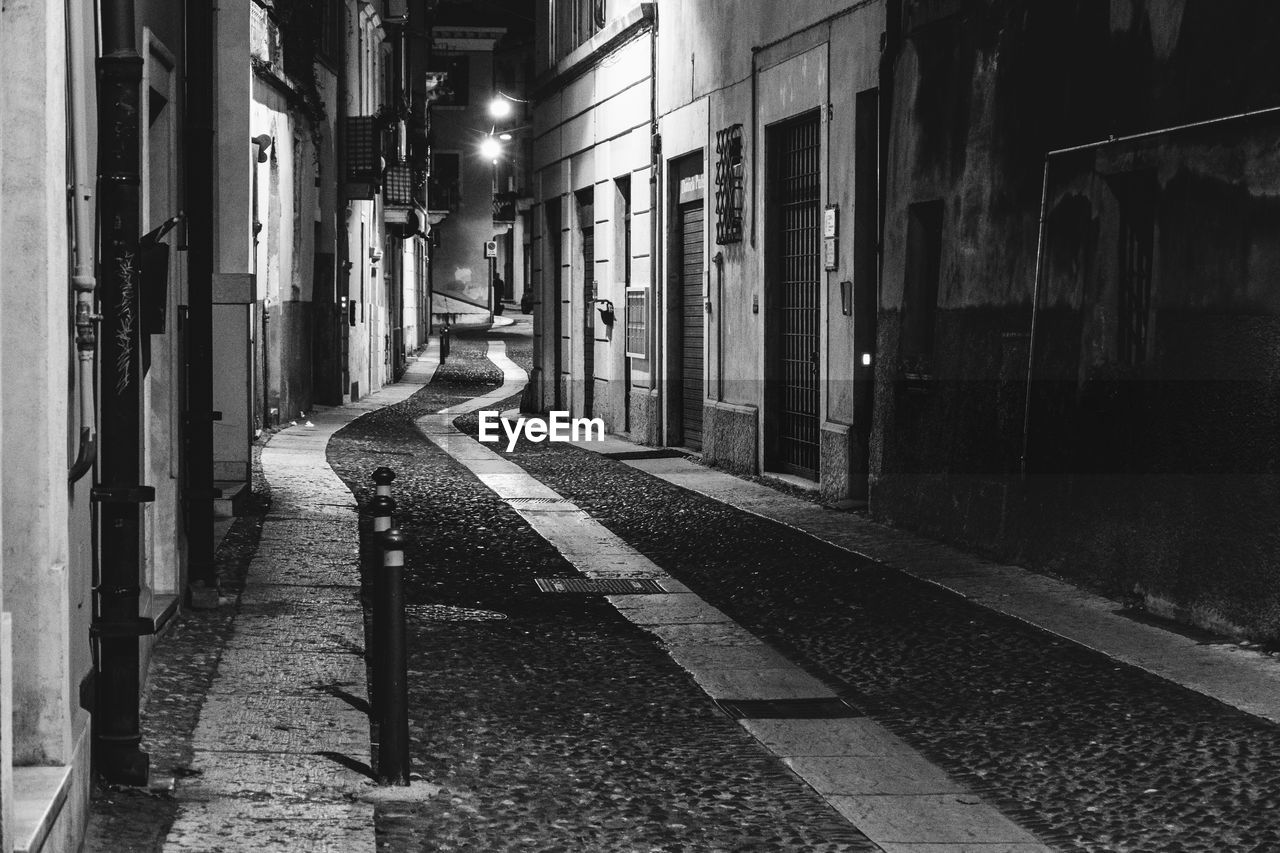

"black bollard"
[372, 466, 396, 498]
[369, 494, 395, 535]
[374, 528, 410, 786]
[439, 325, 450, 362]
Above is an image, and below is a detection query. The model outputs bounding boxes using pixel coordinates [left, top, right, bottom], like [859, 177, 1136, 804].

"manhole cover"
[535, 578, 667, 594]
[715, 697, 860, 719]
[405, 604, 508, 622]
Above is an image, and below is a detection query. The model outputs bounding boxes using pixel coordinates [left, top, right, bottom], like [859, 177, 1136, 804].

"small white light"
[499, 132, 513, 141]
[861, 352, 873, 367]
[479, 136, 503, 160]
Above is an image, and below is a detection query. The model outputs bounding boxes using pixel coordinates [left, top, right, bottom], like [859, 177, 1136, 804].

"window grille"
[715, 124, 744, 244]
[625, 288, 647, 358]
[384, 164, 416, 207]
[345, 116, 383, 185]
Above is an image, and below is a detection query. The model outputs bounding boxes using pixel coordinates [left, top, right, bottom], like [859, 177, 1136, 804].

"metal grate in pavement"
[601, 449, 692, 460]
[507, 497, 573, 506]
[535, 578, 667, 595]
[715, 697, 861, 719]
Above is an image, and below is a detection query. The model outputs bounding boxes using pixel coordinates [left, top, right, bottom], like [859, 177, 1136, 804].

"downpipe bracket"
[91, 485, 157, 503]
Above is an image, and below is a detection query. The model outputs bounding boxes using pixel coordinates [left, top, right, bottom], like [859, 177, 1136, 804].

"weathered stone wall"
[872, 0, 1280, 639]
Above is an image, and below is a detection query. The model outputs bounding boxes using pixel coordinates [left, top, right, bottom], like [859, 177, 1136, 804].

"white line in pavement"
[416, 341, 1054, 852]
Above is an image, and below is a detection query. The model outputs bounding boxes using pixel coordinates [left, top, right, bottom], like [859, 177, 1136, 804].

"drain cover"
[535, 578, 666, 594]
[601, 449, 690, 460]
[715, 697, 861, 719]
[508, 497, 573, 506]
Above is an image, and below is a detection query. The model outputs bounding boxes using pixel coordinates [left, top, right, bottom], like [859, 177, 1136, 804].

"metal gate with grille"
[768, 112, 821, 478]
[679, 200, 705, 449]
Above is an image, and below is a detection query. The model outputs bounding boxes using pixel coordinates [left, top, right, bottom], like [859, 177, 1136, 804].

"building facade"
[872, 0, 1280, 639]
[426, 22, 512, 330]
[532, 0, 1280, 641]
[532, 0, 658, 436]
[0, 1, 433, 848]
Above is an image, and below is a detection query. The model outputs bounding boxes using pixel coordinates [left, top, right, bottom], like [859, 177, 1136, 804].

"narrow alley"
[86, 319, 1280, 852]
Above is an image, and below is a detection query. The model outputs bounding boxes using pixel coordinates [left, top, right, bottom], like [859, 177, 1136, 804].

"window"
[317, 0, 341, 63]
[432, 55, 470, 107]
[429, 152, 461, 211]
[901, 200, 943, 377]
[714, 125, 744, 245]
[552, 0, 605, 62]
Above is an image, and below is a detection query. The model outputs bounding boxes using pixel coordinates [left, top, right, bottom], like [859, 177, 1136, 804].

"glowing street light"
[479, 135, 503, 162]
[488, 96, 514, 120]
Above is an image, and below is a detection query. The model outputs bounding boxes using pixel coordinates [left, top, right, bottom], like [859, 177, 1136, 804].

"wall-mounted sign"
[824, 204, 838, 238]
[483, 240, 497, 258]
[824, 237, 838, 271]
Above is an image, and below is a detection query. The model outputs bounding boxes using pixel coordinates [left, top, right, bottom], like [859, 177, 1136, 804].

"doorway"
[765, 111, 821, 479]
[671, 154, 705, 450]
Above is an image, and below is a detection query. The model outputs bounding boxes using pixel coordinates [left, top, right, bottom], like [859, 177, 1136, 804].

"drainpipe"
[67, 0, 97, 485]
[94, 0, 151, 785]
[648, 6, 661, 444]
[185, 0, 218, 606]
[1019, 103, 1280, 476]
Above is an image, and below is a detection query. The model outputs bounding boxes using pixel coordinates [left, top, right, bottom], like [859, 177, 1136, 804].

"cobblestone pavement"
[462, 408, 1280, 849]
[327, 331, 877, 853]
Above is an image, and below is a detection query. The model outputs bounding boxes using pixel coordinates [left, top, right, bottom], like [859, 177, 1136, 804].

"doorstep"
[12, 766, 70, 853]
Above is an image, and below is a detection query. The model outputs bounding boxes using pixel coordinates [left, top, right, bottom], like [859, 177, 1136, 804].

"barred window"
[714, 124, 744, 245]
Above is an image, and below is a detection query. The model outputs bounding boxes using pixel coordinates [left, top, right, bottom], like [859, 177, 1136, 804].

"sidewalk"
[86, 347, 442, 852]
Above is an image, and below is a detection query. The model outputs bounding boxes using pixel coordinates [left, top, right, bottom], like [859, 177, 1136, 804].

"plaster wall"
[214, 4, 256, 480]
[643, 2, 883, 494]
[870, 0, 1280, 639]
[533, 29, 652, 429]
[0, 0, 74, 771]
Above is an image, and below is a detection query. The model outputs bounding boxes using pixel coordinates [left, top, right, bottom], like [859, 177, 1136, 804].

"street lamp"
[487, 90, 529, 121]
[479, 135, 503, 163]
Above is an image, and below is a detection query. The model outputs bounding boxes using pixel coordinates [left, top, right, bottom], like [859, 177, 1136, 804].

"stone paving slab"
[188, 692, 368, 755]
[203, 647, 365, 695]
[690, 667, 837, 700]
[174, 754, 371, 801]
[606, 593, 734, 625]
[828, 795, 1046, 846]
[666, 643, 796, 671]
[786, 755, 967, 796]
[162, 802, 374, 853]
[742, 718, 917, 756]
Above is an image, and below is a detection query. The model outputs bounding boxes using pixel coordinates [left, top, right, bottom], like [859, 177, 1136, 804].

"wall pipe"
[185, 0, 218, 605]
[649, 7, 661, 438]
[93, 0, 151, 786]
[1019, 103, 1280, 476]
[67, 0, 98, 484]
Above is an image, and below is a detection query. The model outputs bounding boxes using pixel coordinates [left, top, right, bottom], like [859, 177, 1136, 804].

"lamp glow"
[488, 97, 513, 120]
[479, 136, 503, 160]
